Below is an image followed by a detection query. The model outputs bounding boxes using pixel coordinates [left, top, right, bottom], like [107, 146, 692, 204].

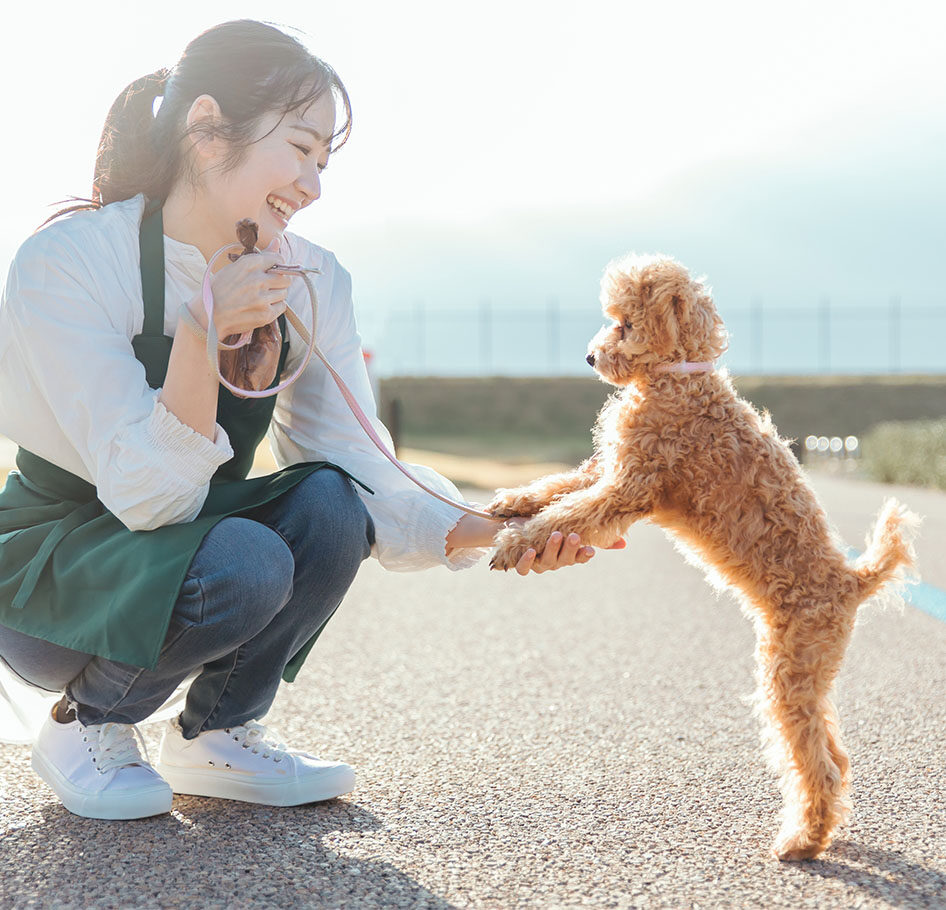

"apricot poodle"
[488, 253, 917, 861]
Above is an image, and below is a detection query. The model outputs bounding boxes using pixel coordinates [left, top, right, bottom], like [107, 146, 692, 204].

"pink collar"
[654, 361, 715, 374]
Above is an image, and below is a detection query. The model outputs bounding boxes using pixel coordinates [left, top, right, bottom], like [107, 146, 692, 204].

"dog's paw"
[488, 525, 535, 571]
[487, 488, 546, 519]
[772, 829, 826, 862]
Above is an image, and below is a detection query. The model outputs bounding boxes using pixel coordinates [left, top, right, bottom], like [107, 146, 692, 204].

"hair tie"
[150, 68, 172, 118]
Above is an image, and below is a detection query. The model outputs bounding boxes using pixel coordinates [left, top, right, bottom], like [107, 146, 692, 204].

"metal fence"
[363, 299, 946, 376]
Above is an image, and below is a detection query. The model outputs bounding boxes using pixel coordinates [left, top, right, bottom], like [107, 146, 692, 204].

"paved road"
[1, 472, 944, 908]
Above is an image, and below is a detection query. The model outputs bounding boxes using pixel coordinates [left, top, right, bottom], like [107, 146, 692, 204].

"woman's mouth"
[266, 195, 295, 226]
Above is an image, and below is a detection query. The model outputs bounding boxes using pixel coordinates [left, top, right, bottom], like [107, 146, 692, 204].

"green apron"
[0, 205, 366, 682]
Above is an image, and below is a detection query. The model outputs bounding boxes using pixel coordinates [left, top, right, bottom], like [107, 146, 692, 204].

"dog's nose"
[586, 353, 596, 367]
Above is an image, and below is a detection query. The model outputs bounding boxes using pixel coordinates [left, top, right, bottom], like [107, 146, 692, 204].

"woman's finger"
[515, 548, 537, 576]
[557, 532, 582, 566]
[257, 251, 286, 270]
[261, 287, 290, 305]
[536, 532, 564, 570]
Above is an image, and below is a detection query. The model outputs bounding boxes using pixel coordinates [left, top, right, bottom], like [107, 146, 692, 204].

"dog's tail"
[853, 498, 920, 605]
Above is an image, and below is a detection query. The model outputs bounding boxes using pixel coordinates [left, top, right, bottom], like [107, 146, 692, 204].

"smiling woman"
[0, 18, 610, 824]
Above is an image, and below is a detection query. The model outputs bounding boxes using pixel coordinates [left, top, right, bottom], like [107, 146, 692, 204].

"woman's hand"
[445, 513, 625, 576]
[187, 251, 292, 339]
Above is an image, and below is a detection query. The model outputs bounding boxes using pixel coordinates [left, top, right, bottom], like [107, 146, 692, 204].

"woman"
[0, 20, 610, 821]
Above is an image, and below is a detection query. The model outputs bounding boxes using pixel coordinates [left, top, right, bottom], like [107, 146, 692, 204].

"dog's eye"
[624, 319, 633, 330]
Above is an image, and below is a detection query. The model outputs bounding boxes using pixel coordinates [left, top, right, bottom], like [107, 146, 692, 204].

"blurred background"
[0, 0, 943, 487]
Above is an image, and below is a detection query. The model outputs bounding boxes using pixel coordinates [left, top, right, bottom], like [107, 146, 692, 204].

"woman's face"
[207, 91, 336, 250]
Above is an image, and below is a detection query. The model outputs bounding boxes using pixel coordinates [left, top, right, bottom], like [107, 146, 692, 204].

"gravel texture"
[1, 473, 944, 909]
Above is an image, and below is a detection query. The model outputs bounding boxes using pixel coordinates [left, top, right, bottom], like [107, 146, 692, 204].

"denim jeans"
[0, 468, 374, 738]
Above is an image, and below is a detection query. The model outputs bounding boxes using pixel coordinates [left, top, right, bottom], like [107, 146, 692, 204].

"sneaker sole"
[31, 751, 173, 821]
[155, 762, 355, 806]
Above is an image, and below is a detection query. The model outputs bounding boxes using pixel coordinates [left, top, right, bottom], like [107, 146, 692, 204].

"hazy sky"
[1, 1, 943, 371]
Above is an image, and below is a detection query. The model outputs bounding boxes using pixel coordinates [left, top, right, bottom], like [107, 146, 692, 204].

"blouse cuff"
[146, 396, 234, 485]
[416, 499, 489, 571]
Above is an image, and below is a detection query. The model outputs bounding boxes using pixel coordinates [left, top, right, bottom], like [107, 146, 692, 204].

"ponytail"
[93, 68, 172, 205]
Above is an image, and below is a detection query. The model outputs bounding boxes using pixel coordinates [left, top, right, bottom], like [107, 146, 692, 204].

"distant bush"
[861, 419, 946, 490]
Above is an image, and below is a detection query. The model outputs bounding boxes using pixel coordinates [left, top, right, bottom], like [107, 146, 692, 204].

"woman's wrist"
[181, 294, 210, 334]
[445, 513, 504, 551]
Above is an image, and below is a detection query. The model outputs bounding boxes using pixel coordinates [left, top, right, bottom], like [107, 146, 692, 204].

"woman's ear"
[185, 94, 226, 160]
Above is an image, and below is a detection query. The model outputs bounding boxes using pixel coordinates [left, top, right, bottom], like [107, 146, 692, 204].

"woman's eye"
[291, 143, 312, 156]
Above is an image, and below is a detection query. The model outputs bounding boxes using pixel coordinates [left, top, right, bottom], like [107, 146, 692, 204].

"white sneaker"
[156, 718, 355, 806]
[31, 710, 173, 820]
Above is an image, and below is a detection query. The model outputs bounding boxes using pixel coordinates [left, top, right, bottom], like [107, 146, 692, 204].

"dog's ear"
[642, 260, 729, 361]
[636, 261, 693, 356]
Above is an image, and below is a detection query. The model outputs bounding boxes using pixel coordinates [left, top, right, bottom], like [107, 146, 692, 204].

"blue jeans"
[0, 469, 373, 738]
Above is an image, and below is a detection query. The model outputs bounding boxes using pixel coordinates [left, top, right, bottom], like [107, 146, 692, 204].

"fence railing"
[362, 300, 946, 376]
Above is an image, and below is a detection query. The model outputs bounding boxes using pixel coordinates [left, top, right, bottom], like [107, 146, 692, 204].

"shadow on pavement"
[4, 796, 457, 909]
[797, 839, 946, 908]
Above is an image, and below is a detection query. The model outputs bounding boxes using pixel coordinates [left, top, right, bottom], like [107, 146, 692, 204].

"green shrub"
[861, 419, 946, 489]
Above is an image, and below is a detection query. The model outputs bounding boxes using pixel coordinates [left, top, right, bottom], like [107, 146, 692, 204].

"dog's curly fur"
[488, 253, 918, 861]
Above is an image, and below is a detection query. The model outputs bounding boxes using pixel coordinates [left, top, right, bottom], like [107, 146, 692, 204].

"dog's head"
[585, 254, 728, 385]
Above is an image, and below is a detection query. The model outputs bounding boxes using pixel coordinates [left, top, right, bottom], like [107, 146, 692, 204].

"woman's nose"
[297, 170, 321, 203]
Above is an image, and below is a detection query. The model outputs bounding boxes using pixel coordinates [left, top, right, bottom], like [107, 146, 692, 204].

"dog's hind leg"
[754, 608, 856, 861]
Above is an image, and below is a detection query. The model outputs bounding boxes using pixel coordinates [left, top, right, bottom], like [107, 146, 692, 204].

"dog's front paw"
[489, 525, 537, 571]
[487, 488, 546, 519]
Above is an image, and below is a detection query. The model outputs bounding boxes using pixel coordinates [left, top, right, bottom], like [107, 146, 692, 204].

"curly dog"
[488, 253, 918, 861]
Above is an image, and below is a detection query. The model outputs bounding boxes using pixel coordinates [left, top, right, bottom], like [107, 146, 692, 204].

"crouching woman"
[0, 20, 606, 820]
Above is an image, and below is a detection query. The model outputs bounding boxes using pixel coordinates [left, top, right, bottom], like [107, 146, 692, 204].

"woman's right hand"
[187, 251, 292, 339]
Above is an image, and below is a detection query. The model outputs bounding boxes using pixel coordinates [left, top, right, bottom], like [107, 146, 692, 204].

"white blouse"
[0, 195, 485, 572]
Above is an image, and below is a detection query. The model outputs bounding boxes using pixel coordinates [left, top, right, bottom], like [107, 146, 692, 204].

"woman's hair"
[48, 20, 351, 222]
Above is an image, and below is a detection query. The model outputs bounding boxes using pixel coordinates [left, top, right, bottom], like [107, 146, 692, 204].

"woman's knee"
[183, 517, 295, 633]
[283, 470, 374, 563]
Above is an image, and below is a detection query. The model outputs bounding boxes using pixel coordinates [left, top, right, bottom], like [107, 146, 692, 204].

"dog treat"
[236, 218, 259, 255]
[218, 219, 282, 395]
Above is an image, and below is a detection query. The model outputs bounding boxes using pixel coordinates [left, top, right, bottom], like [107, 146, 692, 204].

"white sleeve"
[268, 254, 487, 572]
[2, 230, 233, 531]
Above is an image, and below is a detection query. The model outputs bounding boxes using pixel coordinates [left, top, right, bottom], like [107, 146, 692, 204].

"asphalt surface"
[1, 470, 944, 909]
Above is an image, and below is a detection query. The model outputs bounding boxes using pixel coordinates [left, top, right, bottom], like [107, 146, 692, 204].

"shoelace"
[80, 721, 150, 774]
[224, 721, 288, 762]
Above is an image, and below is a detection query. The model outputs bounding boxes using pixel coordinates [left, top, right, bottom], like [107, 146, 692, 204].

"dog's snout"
[586, 353, 596, 367]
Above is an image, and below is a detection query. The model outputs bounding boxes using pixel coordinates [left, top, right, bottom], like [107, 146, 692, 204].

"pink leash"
[201, 244, 494, 520]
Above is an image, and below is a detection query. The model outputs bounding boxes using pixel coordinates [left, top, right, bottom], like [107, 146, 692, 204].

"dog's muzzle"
[586, 353, 596, 367]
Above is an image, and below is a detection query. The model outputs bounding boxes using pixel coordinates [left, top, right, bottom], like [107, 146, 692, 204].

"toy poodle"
[488, 253, 917, 861]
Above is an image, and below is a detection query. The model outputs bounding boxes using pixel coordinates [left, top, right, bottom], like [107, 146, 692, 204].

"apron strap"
[139, 203, 166, 337]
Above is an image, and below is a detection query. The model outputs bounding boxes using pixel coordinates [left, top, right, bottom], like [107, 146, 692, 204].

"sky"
[1, 0, 943, 373]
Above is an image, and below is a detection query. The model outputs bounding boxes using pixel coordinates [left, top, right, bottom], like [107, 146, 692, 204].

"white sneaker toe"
[157, 718, 354, 806]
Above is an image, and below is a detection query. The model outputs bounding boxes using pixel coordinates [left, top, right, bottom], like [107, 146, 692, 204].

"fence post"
[479, 299, 492, 373]
[819, 296, 831, 373]
[751, 295, 763, 373]
[414, 300, 425, 374]
[889, 295, 901, 372]
[548, 297, 559, 373]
